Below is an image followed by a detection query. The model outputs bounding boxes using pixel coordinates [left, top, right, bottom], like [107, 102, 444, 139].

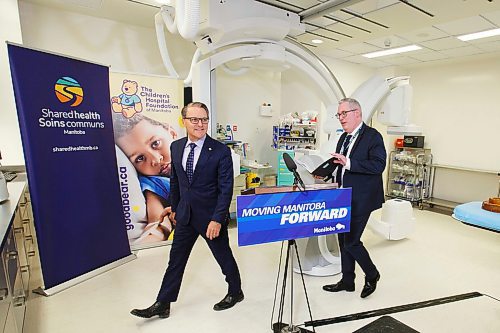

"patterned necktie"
[337, 134, 352, 187]
[342, 134, 352, 156]
[186, 143, 196, 183]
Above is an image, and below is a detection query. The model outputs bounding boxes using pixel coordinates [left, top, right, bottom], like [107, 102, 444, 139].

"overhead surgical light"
[362, 45, 421, 58]
[457, 28, 500, 41]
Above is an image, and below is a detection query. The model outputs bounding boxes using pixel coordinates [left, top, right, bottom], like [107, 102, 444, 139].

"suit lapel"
[176, 137, 188, 182]
[336, 132, 347, 153]
[192, 135, 215, 184]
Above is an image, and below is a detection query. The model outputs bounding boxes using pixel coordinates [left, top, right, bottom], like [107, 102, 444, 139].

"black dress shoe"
[322, 280, 355, 293]
[130, 301, 170, 319]
[360, 272, 380, 298]
[213, 290, 244, 311]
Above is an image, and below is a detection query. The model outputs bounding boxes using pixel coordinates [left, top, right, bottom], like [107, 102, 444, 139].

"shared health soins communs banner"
[8, 44, 132, 290]
[237, 188, 351, 246]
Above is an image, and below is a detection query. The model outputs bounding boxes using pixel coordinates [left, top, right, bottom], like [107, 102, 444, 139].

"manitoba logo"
[54, 77, 83, 107]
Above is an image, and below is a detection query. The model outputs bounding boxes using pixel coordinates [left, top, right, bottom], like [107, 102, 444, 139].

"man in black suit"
[322, 97, 386, 298]
[131, 102, 242, 319]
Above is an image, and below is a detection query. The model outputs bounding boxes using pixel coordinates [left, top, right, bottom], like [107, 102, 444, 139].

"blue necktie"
[186, 143, 196, 183]
[337, 135, 352, 187]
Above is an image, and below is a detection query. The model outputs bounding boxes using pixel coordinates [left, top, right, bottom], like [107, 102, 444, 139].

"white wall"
[18, 2, 195, 77]
[0, 0, 24, 166]
[215, 68, 281, 172]
[0, 1, 195, 167]
[396, 55, 500, 202]
[405, 54, 500, 171]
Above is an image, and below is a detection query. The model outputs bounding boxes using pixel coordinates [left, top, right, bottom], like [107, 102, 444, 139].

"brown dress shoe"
[213, 290, 244, 311]
[130, 301, 170, 319]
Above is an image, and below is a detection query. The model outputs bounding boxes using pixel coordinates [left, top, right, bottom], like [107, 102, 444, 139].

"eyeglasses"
[335, 109, 357, 119]
[184, 117, 209, 124]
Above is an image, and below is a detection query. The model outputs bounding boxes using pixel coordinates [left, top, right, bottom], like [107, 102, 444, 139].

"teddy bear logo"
[111, 80, 143, 118]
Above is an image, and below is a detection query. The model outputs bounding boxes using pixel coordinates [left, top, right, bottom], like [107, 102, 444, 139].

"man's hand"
[331, 153, 347, 166]
[206, 221, 221, 240]
[159, 207, 176, 226]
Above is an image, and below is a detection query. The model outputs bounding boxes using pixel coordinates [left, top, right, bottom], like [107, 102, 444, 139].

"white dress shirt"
[182, 135, 206, 172]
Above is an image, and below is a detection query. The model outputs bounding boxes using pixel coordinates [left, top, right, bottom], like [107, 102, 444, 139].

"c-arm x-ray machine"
[154, 0, 421, 276]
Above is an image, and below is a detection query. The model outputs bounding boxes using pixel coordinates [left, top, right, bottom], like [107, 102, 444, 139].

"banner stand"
[272, 239, 314, 333]
[131, 240, 171, 252]
[8, 44, 135, 294]
[33, 254, 136, 297]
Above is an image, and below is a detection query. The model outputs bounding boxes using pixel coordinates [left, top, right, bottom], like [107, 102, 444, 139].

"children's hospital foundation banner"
[109, 72, 183, 249]
[7, 44, 134, 294]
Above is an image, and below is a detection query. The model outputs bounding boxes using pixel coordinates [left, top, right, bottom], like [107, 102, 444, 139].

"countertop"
[0, 176, 27, 248]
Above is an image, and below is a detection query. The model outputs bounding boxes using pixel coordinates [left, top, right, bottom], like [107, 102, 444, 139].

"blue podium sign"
[236, 188, 351, 246]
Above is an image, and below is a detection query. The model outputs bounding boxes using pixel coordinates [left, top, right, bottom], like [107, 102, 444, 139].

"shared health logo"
[54, 77, 83, 107]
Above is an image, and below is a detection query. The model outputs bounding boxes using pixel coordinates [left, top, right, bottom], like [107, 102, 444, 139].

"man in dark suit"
[131, 102, 243, 319]
[322, 97, 386, 299]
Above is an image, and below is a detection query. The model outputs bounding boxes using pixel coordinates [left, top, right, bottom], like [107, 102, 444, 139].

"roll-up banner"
[109, 72, 184, 250]
[7, 44, 134, 295]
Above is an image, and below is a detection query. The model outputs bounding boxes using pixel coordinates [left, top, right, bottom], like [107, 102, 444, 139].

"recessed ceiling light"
[311, 39, 323, 44]
[457, 28, 500, 41]
[362, 45, 422, 58]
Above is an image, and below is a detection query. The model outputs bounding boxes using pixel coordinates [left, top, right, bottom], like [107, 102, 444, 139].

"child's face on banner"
[117, 119, 172, 176]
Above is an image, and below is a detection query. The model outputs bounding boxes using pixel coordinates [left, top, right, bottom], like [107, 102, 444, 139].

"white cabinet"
[229, 174, 246, 216]
[0, 181, 37, 333]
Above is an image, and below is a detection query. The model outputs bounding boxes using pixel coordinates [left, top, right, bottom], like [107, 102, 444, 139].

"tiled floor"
[24, 209, 500, 332]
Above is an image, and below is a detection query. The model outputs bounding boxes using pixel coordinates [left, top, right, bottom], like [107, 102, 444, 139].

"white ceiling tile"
[318, 48, 354, 58]
[475, 40, 500, 52]
[340, 55, 373, 64]
[364, 35, 411, 48]
[439, 45, 483, 57]
[434, 16, 496, 35]
[409, 52, 450, 62]
[364, 60, 392, 68]
[337, 42, 380, 54]
[380, 56, 421, 66]
[329, 12, 352, 21]
[481, 9, 500, 26]
[347, 0, 399, 15]
[397, 27, 449, 43]
[420, 37, 467, 50]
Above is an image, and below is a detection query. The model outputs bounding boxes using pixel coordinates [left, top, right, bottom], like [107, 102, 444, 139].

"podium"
[242, 184, 342, 277]
[237, 184, 351, 332]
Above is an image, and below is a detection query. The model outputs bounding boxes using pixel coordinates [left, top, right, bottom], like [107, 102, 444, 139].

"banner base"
[33, 253, 136, 296]
[131, 239, 172, 251]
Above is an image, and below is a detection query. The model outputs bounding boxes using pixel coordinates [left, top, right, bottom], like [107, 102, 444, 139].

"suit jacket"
[169, 135, 234, 229]
[336, 123, 386, 217]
